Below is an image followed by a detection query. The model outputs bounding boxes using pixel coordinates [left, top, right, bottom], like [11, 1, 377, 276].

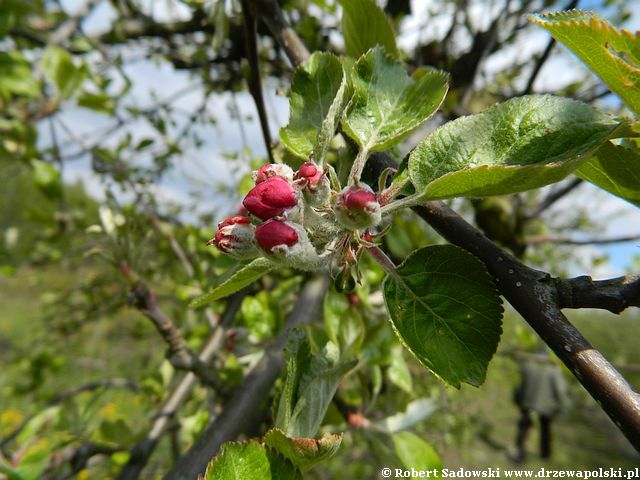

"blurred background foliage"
[0, 0, 639, 478]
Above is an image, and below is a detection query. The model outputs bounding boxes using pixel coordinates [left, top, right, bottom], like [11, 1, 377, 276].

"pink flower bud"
[208, 215, 257, 259]
[294, 161, 330, 207]
[334, 185, 382, 230]
[255, 220, 323, 270]
[254, 219, 299, 252]
[254, 163, 294, 184]
[294, 162, 323, 188]
[243, 176, 298, 220]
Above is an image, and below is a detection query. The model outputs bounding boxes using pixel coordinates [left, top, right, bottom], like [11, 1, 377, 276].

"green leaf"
[280, 53, 345, 159]
[276, 329, 356, 439]
[377, 398, 437, 433]
[324, 291, 364, 359]
[314, 70, 349, 165]
[276, 328, 312, 435]
[31, 159, 62, 199]
[409, 95, 631, 200]
[190, 258, 273, 308]
[342, 47, 448, 152]
[530, 10, 640, 115]
[383, 245, 503, 388]
[0, 52, 40, 100]
[77, 92, 116, 115]
[576, 141, 640, 207]
[387, 345, 413, 394]
[339, 0, 399, 58]
[241, 291, 283, 341]
[392, 431, 441, 471]
[41, 46, 86, 99]
[264, 429, 342, 472]
[288, 343, 356, 438]
[201, 441, 300, 480]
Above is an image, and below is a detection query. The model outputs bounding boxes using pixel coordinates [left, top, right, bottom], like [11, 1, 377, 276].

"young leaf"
[264, 429, 343, 472]
[576, 141, 640, 207]
[342, 47, 448, 153]
[383, 245, 503, 388]
[339, 0, 399, 59]
[287, 343, 356, 438]
[392, 431, 441, 471]
[276, 328, 312, 434]
[530, 10, 640, 115]
[276, 329, 356, 439]
[41, 46, 86, 100]
[387, 346, 413, 394]
[280, 52, 345, 159]
[31, 159, 62, 199]
[201, 441, 301, 480]
[314, 72, 349, 166]
[408, 95, 631, 200]
[189, 258, 273, 308]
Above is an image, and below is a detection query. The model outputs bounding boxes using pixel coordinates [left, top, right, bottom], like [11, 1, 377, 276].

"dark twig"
[164, 275, 329, 480]
[555, 275, 640, 314]
[526, 177, 583, 219]
[129, 279, 227, 393]
[250, 0, 309, 67]
[414, 201, 640, 451]
[527, 233, 640, 245]
[241, 0, 275, 163]
[521, 0, 579, 95]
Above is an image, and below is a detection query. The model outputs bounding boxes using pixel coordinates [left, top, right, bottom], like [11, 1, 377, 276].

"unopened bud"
[255, 220, 322, 271]
[334, 185, 381, 230]
[243, 176, 298, 220]
[208, 215, 258, 259]
[294, 161, 330, 206]
[254, 163, 294, 184]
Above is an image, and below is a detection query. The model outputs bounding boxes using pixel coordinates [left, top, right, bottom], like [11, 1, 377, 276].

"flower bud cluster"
[209, 161, 383, 274]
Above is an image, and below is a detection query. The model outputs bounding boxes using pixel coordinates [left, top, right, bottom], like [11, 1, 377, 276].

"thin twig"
[521, 0, 579, 95]
[241, 0, 274, 163]
[526, 177, 583, 220]
[527, 233, 640, 245]
[127, 277, 227, 393]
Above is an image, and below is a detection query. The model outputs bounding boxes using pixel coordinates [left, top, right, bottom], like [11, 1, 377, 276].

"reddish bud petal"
[243, 176, 298, 220]
[334, 185, 381, 230]
[294, 162, 323, 185]
[208, 215, 257, 259]
[254, 219, 299, 252]
[254, 163, 294, 184]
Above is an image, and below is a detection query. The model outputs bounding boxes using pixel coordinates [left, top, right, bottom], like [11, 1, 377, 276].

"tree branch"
[128, 278, 227, 394]
[526, 177, 583, 220]
[414, 201, 640, 451]
[164, 275, 329, 480]
[555, 275, 640, 313]
[117, 291, 245, 480]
